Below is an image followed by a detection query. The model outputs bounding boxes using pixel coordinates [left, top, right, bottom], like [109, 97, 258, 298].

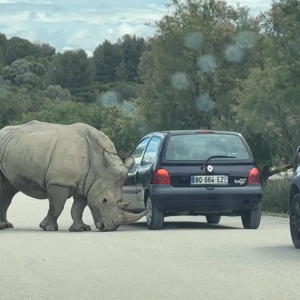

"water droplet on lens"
[197, 55, 216, 73]
[184, 32, 204, 50]
[224, 45, 244, 63]
[171, 72, 189, 90]
[236, 31, 257, 49]
[195, 94, 213, 112]
[99, 91, 119, 107]
[121, 100, 135, 117]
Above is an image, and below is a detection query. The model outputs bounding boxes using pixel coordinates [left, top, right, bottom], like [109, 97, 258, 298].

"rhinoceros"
[0, 120, 146, 232]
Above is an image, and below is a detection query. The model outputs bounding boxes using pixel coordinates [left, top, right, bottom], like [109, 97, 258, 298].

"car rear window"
[165, 133, 250, 161]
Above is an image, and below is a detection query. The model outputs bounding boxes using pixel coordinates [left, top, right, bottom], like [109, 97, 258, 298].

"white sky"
[0, 0, 272, 55]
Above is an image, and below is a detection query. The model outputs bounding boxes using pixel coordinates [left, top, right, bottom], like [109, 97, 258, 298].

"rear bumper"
[149, 184, 262, 214]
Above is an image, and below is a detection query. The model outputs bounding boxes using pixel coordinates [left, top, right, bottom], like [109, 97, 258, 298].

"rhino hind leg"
[0, 172, 18, 230]
[39, 185, 69, 231]
[69, 196, 91, 232]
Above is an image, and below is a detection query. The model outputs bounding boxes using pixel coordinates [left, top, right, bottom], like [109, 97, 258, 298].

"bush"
[262, 177, 291, 214]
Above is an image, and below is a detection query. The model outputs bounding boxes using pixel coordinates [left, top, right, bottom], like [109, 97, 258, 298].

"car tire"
[146, 195, 164, 230]
[206, 215, 221, 224]
[241, 203, 262, 229]
[289, 193, 300, 249]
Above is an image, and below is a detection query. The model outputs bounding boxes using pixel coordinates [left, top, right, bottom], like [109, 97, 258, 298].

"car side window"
[130, 137, 150, 165]
[141, 137, 161, 166]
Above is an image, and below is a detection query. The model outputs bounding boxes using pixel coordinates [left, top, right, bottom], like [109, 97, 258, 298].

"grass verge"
[262, 177, 291, 215]
[262, 211, 289, 218]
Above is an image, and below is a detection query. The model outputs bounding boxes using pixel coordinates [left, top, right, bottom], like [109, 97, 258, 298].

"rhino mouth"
[90, 201, 147, 231]
[95, 222, 118, 232]
[98, 223, 105, 231]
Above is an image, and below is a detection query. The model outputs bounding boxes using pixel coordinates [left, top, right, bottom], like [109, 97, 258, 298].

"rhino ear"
[124, 156, 135, 169]
[117, 199, 130, 209]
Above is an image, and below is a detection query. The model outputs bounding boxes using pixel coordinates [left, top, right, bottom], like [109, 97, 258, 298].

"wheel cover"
[290, 199, 300, 244]
[146, 198, 153, 225]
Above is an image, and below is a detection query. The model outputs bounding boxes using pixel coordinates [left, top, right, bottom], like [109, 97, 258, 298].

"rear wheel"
[146, 195, 164, 230]
[290, 193, 300, 249]
[206, 215, 221, 224]
[241, 203, 261, 229]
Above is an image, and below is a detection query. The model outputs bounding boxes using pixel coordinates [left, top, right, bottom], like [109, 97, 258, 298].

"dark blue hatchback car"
[122, 130, 262, 230]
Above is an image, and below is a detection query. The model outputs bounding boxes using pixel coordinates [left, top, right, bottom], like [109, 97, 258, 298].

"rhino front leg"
[69, 196, 91, 232]
[1, 196, 16, 229]
[40, 185, 69, 231]
[0, 172, 18, 230]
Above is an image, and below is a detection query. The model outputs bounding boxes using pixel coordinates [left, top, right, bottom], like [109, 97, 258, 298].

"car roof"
[147, 130, 243, 136]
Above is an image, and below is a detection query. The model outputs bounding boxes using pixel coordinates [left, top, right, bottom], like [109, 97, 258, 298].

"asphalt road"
[0, 193, 299, 300]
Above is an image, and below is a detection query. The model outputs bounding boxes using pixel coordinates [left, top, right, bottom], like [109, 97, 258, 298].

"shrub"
[262, 177, 291, 214]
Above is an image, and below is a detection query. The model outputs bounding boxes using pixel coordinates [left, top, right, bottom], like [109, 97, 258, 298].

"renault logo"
[207, 165, 213, 173]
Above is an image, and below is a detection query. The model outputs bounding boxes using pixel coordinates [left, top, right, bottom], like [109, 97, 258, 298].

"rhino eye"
[102, 198, 108, 204]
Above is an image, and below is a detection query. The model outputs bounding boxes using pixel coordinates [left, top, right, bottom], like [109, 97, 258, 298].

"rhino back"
[45, 124, 93, 190]
[0, 122, 60, 183]
[0, 121, 90, 196]
[84, 126, 128, 185]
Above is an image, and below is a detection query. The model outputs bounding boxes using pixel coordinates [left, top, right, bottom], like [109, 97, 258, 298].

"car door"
[136, 136, 162, 202]
[122, 137, 151, 210]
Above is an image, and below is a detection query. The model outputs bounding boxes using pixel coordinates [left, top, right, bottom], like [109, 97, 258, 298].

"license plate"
[190, 175, 229, 185]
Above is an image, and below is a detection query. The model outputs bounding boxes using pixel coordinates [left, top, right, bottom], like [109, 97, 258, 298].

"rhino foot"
[69, 222, 91, 232]
[39, 222, 58, 231]
[5, 222, 14, 229]
[0, 222, 6, 230]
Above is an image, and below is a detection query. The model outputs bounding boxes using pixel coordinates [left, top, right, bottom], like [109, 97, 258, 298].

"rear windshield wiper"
[201, 155, 236, 169]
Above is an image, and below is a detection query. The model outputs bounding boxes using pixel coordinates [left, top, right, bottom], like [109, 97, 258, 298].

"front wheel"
[290, 193, 300, 249]
[241, 203, 262, 229]
[146, 195, 164, 230]
[206, 215, 221, 224]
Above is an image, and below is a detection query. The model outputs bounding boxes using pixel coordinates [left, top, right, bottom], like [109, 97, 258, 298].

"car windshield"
[165, 133, 250, 161]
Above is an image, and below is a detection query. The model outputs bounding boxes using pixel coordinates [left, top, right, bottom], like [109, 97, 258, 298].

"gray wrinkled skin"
[0, 120, 146, 232]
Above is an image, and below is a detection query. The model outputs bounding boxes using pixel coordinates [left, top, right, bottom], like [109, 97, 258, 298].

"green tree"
[0, 33, 7, 67]
[115, 59, 128, 82]
[17, 101, 95, 125]
[31, 42, 56, 58]
[27, 85, 72, 112]
[48, 49, 94, 89]
[112, 81, 138, 102]
[118, 34, 147, 82]
[0, 86, 29, 127]
[4, 37, 35, 64]
[40, 85, 72, 102]
[2, 58, 47, 90]
[91, 104, 142, 159]
[228, 0, 300, 177]
[136, 0, 261, 132]
[234, 65, 299, 159]
[93, 40, 123, 83]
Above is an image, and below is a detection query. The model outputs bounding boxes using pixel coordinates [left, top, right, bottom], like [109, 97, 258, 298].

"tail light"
[153, 169, 171, 184]
[247, 167, 260, 184]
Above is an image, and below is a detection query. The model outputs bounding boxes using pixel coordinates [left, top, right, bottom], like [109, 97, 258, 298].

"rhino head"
[87, 156, 147, 231]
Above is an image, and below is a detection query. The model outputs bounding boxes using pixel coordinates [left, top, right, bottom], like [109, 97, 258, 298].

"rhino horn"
[120, 210, 147, 225]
